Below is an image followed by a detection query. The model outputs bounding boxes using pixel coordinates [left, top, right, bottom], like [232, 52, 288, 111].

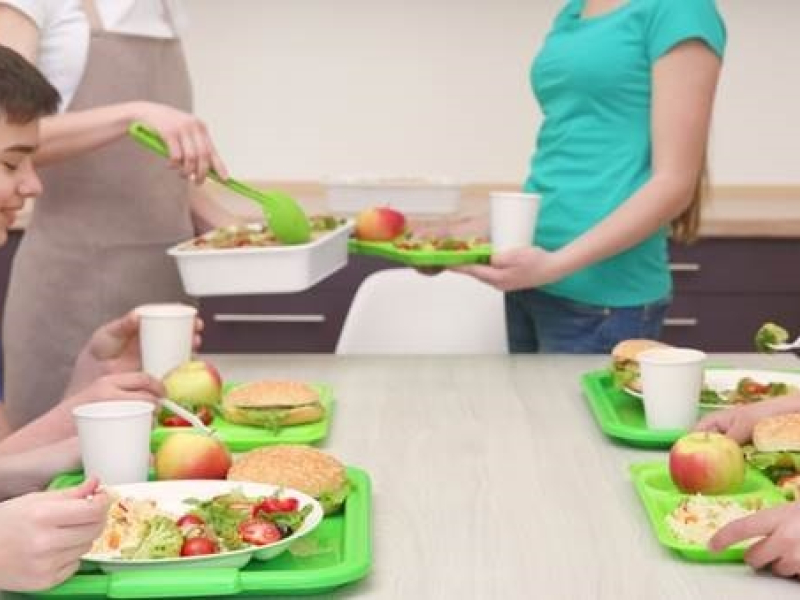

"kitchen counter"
[12, 183, 800, 238]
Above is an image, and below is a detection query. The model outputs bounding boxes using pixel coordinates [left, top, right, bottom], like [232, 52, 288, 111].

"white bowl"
[82, 479, 323, 573]
[167, 221, 354, 296]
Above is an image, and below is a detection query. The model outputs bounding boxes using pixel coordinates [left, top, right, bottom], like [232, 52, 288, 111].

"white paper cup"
[73, 401, 154, 485]
[490, 192, 540, 252]
[638, 347, 706, 430]
[135, 303, 197, 379]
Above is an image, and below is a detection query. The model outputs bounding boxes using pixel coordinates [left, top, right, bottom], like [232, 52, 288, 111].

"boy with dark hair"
[0, 45, 176, 592]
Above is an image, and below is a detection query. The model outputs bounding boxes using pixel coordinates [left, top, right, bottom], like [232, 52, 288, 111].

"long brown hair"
[671, 163, 708, 245]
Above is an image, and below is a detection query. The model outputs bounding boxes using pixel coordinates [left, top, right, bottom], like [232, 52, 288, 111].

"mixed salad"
[700, 377, 796, 407]
[666, 495, 763, 546]
[390, 233, 488, 252]
[185, 216, 346, 250]
[92, 489, 312, 560]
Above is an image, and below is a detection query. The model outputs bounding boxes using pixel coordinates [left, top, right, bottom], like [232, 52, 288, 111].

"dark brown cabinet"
[663, 239, 800, 351]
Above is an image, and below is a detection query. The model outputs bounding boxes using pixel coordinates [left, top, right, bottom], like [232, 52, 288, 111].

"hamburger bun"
[611, 339, 671, 393]
[611, 339, 670, 363]
[221, 381, 325, 429]
[228, 445, 349, 514]
[753, 413, 800, 452]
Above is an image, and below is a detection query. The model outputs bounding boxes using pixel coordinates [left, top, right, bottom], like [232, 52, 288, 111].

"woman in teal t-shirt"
[458, 0, 726, 353]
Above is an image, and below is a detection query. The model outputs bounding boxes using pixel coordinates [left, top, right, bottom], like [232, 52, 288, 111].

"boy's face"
[0, 117, 42, 246]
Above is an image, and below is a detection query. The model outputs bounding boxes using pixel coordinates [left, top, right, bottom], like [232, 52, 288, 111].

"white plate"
[82, 479, 323, 573]
[701, 369, 800, 406]
[623, 369, 800, 407]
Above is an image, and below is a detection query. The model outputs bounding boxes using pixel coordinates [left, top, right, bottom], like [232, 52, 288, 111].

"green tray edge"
[37, 467, 372, 598]
[150, 382, 335, 453]
[348, 238, 492, 267]
[629, 461, 785, 563]
[581, 370, 684, 448]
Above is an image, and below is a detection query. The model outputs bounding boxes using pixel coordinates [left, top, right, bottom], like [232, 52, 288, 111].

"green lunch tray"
[151, 382, 335, 453]
[37, 467, 372, 598]
[348, 238, 492, 267]
[630, 461, 786, 562]
[581, 369, 713, 449]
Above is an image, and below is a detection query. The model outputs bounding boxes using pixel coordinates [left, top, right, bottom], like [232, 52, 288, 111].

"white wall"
[182, 0, 800, 184]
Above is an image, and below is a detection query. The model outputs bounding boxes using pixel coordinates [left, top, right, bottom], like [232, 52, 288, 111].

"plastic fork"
[767, 336, 800, 352]
[128, 122, 311, 244]
[159, 397, 217, 438]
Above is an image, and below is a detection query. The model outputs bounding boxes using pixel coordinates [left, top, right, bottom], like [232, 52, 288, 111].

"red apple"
[669, 432, 745, 494]
[163, 360, 222, 409]
[354, 206, 406, 241]
[155, 431, 232, 480]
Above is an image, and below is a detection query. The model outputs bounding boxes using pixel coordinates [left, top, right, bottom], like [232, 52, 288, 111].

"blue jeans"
[505, 289, 670, 354]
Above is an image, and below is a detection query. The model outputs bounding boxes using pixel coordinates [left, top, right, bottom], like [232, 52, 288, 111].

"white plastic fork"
[159, 397, 217, 437]
[767, 336, 800, 352]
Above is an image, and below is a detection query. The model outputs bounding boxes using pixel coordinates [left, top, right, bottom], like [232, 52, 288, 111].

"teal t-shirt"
[526, 0, 726, 306]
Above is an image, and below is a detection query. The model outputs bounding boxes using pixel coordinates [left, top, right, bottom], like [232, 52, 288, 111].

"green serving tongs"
[129, 122, 311, 244]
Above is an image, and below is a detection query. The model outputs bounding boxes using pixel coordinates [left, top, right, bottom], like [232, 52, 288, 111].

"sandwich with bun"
[228, 445, 350, 514]
[221, 381, 325, 431]
[746, 413, 800, 497]
[610, 339, 670, 392]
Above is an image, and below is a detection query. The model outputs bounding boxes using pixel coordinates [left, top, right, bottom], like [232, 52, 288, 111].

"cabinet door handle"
[213, 313, 326, 324]
[663, 317, 699, 328]
[669, 263, 701, 273]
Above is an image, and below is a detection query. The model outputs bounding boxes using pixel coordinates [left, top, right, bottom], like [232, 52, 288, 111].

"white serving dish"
[325, 177, 461, 215]
[167, 220, 354, 296]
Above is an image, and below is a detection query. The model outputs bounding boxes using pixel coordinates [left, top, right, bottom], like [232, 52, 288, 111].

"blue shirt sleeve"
[646, 0, 727, 62]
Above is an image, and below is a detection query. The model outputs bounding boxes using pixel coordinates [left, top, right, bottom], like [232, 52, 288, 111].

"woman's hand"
[452, 247, 568, 292]
[132, 102, 229, 183]
[0, 478, 109, 592]
[694, 394, 800, 444]
[710, 501, 800, 578]
[69, 311, 203, 393]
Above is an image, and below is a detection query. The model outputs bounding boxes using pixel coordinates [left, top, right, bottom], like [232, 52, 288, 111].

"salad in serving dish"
[91, 487, 315, 561]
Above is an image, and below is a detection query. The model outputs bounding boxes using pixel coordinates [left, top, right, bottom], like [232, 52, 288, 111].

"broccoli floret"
[318, 480, 352, 515]
[755, 322, 790, 353]
[122, 516, 183, 559]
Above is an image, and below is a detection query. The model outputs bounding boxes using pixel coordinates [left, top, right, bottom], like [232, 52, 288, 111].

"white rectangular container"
[167, 221, 354, 296]
[325, 178, 461, 215]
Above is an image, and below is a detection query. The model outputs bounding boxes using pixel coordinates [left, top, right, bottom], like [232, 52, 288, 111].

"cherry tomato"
[252, 497, 299, 516]
[162, 415, 191, 427]
[238, 520, 282, 546]
[176, 514, 204, 528]
[180, 537, 219, 556]
[196, 406, 214, 426]
[741, 381, 769, 396]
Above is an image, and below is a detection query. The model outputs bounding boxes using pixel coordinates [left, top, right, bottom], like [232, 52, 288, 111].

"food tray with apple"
[36, 467, 372, 598]
[151, 382, 335, 453]
[630, 461, 787, 562]
[348, 205, 492, 267]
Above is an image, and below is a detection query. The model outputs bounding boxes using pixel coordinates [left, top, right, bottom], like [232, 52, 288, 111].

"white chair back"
[336, 268, 508, 354]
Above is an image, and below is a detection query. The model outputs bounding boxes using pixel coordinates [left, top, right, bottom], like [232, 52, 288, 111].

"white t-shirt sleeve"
[0, 0, 48, 28]
[0, 0, 87, 111]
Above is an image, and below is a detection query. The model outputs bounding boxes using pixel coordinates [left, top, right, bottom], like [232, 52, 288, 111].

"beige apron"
[2, 0, 194, 428]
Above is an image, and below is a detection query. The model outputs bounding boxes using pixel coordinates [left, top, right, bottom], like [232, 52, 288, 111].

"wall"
[182, 0, 800, 184]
